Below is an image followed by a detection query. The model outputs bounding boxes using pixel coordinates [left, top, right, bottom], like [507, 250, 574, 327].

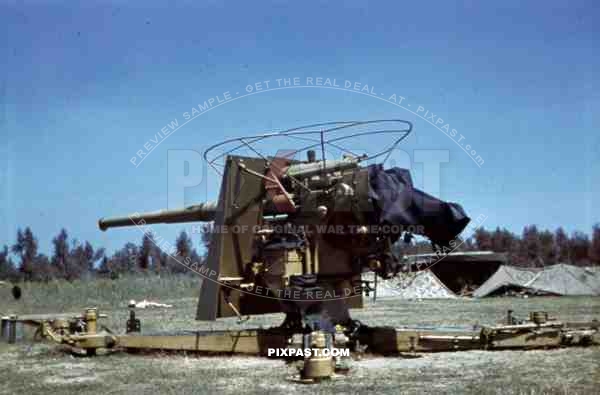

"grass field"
[1, 276, 599, 395]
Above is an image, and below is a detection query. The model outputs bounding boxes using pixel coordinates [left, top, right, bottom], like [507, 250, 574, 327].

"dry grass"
[1, 276, 599, 394]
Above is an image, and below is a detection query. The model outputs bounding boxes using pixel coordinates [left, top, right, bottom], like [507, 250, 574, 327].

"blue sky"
[1, 1, 598, 255]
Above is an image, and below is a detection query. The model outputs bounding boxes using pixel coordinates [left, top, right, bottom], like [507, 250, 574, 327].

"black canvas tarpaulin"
[367, 165, 470, 247]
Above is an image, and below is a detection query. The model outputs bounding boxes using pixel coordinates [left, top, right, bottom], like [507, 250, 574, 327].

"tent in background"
[473, 263, 600, 297]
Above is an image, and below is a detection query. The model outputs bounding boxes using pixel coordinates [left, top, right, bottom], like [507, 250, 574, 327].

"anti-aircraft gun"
[98, 120, 470, 331]
[6, 121, 598, 383]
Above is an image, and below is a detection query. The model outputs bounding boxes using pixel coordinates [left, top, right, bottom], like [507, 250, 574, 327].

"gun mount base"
[3, 307, 600, 383]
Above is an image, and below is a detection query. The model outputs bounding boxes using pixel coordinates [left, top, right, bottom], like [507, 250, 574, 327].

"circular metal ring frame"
[203, 120, 413, 175]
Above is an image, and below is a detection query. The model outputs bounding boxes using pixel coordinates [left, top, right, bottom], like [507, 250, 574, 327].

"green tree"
[473, 228, 493, 251]
[538, 230, 556, 265]
[31, 254, 55, 282]
[139, 233, 162, 272]
[105, 242, 139, 277]
[569, 231, 591, 266]
[200, 224, 213, 258]
[589, 224, 600, 265]
[0, 245, 17, 281]
[519, 225, 542, 267]
[69, 240, 104, 280]
[11, 227, 38, 281]
[554, 227, 570, 263]
[169, 231, 193, 274]
[51, 228, 70, 279]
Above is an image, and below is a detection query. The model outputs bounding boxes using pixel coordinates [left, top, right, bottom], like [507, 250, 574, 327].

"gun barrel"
[98, 202, 217, 231]
[285, 159, 359, 179]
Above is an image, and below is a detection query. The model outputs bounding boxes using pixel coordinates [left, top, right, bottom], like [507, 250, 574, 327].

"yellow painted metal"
[68, 333, 118, 349]
[402, 328, 481, 351]
[5, 308, 599, 357]
[23, 320, 600, 355]
[113, 330, 288, 355]
[302, 356, 334, 380]
[85, 308, 98, 335]
[302, 331, 334, 380]
[486, 329, 561, 349]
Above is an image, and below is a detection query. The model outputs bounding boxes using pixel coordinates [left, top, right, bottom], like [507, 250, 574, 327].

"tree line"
[0, 227, 211, 282]
[400, 224, 600, 267]
[1, 224, 599, 282]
